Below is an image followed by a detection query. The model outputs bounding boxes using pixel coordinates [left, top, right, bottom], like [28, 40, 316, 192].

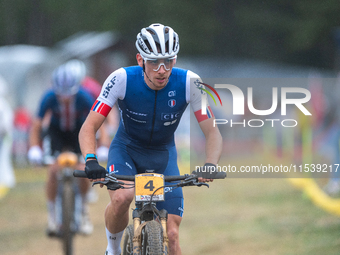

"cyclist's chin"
[154, 77, 168, 87]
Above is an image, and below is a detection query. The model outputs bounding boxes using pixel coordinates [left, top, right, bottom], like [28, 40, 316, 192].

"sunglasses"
[143, 56, 177, 71]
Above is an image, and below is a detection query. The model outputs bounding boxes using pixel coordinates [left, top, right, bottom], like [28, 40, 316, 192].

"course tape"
[288, 178, 340, 216]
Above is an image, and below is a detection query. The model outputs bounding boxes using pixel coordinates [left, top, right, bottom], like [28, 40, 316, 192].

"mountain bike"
[53, 151, 83, 255]
[73, 169, 226, 255]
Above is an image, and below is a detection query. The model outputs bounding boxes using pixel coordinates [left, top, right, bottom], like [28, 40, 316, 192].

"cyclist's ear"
[136, 53, 144, 68]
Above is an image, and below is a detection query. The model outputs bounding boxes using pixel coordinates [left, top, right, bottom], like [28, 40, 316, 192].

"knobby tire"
[142, 220, 163, 255]
[62, 180, 75, 255]
[122, 225, 134, 255]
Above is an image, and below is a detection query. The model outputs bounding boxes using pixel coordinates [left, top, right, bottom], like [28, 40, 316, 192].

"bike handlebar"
[74, 170, 137, 181]
[73, 170, 226, 181]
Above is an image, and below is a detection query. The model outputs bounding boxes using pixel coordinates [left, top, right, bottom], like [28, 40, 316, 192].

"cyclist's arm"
[198, 118, 222, 165]
[187, 71, 223, 181]
[79, 68, 126, 158]
[79, 111, 107, 159]
[29, 117, 43, 147]
[30, 91, 53, 147]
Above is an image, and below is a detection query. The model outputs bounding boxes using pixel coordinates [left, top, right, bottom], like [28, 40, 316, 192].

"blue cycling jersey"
[93, 66, 210, 147]
[118, 66, 188, 147]
[37, 88, 94, 131]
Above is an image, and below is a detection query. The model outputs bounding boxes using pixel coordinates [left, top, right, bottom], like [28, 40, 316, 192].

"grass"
[1, 165, 340, 254]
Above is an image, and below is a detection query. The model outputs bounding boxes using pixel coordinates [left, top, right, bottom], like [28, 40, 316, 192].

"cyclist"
[28, 60, 95, 235]
[0, 75, 15, 195]
[79, 23, 223, 255]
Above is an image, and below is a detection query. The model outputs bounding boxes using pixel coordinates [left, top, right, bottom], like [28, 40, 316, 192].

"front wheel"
[122, 225, 134, 255]
[142, 220, 163, 255]
[62, 180, 75, 255]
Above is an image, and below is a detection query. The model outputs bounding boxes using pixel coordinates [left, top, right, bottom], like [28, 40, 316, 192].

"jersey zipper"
[148, 90, 158, 146]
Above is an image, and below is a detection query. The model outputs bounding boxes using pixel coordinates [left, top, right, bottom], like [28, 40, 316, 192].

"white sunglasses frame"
[143, 56, 177, 71]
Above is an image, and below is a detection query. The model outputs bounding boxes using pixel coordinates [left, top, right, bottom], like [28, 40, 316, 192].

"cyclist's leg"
[43, 126, 63, 233]
[63, 129, 94, 234]
[44, 126, 62, 202]
[155, 145, 184, 255]
[105, 184, 135, 232]
[105, 186, 134, 255]
[167, 214, 182, 255]
[105, 141, 136, 255]
[158, 195, 183, 255]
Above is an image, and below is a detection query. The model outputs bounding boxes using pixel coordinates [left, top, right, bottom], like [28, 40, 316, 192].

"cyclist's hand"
[28, 145, 43, 165]
[85, 160, 107, 181]
[194, 163, 217, 183]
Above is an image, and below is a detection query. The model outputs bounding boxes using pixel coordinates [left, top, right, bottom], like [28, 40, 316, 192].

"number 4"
[144, 180, 155, 191]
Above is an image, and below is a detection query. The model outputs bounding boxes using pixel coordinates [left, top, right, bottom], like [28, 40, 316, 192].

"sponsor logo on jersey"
[164, 187, 173, 193]
[161, 112, 180, 120]
[102, 76, 116, 98]
[164, 119, 177, 126]
[168, 90, 176, 97]
[162, 112, 180, 126]
[125, 162, 132, 169]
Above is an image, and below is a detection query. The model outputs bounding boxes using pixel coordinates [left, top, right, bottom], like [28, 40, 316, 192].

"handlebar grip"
[192, 170, 227, 179]
[214, 171, 227, 179]
[73, 170, 87, 178]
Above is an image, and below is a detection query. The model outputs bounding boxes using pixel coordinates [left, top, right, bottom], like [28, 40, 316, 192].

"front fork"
[132, 204, 169, 254]
[56, 168, 82, 233]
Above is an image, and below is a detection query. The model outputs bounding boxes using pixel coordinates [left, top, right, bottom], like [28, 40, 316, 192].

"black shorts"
[43, 125, 81, 157]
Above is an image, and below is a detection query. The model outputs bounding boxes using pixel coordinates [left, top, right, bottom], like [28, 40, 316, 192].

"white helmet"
[52, 60, 86, 96]
[64, 59, 86, 82]
[136, 23, 179, 59]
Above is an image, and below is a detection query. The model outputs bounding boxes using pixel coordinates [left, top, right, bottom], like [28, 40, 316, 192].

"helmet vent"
[146, 28, 155, 35]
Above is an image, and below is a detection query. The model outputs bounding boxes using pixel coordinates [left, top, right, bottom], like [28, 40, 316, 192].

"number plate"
[135, 173, 164, 202]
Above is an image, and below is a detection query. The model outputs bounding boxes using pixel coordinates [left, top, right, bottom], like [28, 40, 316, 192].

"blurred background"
[2, 1, 340, 254]
[2, 0, 340, 110]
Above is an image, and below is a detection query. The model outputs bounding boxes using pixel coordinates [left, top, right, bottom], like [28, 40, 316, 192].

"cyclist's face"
[137, 53, 176, 90]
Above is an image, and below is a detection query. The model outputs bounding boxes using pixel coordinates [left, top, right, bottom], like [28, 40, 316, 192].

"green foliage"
[1, 0, 340, 68]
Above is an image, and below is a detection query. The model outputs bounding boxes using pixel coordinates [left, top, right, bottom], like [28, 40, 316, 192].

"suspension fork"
[159, 209, 169, 254]
[132, 203, 142, 254]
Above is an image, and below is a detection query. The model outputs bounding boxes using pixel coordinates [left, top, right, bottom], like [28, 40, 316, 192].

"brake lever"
[92, 174, 125, 187]
[179, 177, 209, 188]
[195, 182, 209, 188]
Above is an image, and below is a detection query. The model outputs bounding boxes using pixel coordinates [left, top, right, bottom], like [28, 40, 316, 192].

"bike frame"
[73, 169, 226, 255]
[132, 201, 169, 254]
[55, 151, 82, 255]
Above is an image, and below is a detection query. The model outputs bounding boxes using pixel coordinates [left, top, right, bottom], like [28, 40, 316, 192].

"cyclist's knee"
[109, 189, 134, 213]
[47, 163, 59, 179]
[167, 214, 181, 244]
[167, 225, 179, 243]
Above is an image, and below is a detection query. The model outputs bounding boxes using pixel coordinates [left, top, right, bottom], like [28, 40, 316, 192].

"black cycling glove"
[85, 160, 107, 179]
[193, 163, 218, 179]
